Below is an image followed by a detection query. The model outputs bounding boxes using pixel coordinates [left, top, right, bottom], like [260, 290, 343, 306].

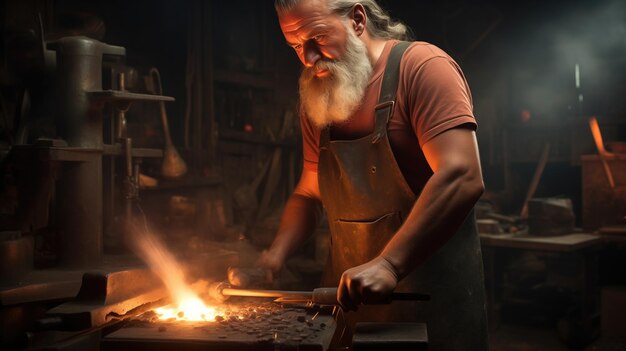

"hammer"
[207, 282, 430, 306]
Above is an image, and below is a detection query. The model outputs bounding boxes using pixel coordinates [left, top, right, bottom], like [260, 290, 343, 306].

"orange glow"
[589, 116, 608, 154]
[154, 291, 218, 322]
[520, 110, 531, 123]
[131, 222, 223, 322]
[589, 116, 616, 189]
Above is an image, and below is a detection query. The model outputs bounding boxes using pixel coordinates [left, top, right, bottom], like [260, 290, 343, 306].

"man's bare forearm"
[267, 193, 322, 263]
[381, 166, 484, 279]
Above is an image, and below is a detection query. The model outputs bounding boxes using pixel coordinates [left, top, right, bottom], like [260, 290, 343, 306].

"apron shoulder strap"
[373, 41, 412, 140]
[321, 41, 412, 146]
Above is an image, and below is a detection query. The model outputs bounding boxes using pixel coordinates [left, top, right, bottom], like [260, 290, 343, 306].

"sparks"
[154, 293, 218, 322]
[130, 219, 224, 322]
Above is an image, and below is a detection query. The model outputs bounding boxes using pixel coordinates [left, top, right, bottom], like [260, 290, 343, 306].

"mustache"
[303, 60, 338, 78]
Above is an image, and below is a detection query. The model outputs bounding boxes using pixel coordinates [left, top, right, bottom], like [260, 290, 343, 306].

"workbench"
[480, 232, 602, 345]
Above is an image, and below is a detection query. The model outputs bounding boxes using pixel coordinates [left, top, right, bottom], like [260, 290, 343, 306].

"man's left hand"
[337, 256, 399, 311]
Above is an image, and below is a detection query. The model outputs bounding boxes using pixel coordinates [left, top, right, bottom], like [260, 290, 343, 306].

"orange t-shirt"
[301, 40, 476, 194]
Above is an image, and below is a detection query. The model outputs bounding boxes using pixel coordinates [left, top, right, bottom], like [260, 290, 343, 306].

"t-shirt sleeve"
[405, 51, 476, 147]
[300, 109, 320, 173]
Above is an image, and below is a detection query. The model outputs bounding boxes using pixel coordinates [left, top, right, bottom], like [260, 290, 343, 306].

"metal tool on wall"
[148, 68, 188, 179]
[520, 143, 551, 218]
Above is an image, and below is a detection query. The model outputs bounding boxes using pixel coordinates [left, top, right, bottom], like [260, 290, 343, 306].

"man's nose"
[302, 42, 321, 68]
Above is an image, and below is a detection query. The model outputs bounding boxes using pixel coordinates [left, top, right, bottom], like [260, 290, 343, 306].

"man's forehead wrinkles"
[281, 12, 329, 30]
[282, 18, 330, 41]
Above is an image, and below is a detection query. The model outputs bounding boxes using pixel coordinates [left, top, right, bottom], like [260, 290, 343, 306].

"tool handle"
[589, 116, 616, 188]
[311, 287, 430, 305]
[392, 292, 431, 301]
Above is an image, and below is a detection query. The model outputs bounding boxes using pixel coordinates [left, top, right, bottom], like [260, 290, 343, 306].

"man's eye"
[313, 35, 324, 42]
[293, 44, 302, 50]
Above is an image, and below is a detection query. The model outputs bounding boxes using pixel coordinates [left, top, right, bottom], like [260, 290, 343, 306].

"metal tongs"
[273, 287, 430, 305]
[209, 282, 430, 306]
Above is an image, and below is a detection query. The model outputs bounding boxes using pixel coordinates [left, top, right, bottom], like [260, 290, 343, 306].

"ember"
[153, 296, 219, 322]
[119, 300, 336, 349]
[130, 219, 224, 322]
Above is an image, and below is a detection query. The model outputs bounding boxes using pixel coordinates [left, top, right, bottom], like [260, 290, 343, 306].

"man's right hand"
[227, 266, 267, 288]
[229, 167, 321, 288]
[256, 249, 284, 283]
[227, 250, 284, 288]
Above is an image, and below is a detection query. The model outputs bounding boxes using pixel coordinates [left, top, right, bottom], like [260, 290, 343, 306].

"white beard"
[299, 25, 373, 128]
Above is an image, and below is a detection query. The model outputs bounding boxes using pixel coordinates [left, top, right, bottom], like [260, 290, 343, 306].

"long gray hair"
[275, 0, 412, 40]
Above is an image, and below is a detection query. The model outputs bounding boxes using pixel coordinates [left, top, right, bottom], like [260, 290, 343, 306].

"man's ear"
[350, 4, 367, 36]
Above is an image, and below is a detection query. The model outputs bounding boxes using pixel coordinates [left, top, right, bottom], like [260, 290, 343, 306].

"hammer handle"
[312, 287, 430, 305]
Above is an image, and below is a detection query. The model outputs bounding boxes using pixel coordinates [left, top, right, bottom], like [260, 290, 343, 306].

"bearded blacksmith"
[254, 0, 488, 349]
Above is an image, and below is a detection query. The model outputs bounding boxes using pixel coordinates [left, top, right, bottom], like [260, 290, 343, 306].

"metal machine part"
[49, 36, 125, 267]
[116, 72, 130, 139]
[21, 36, 175, 267]
[41, 269, 167, 331]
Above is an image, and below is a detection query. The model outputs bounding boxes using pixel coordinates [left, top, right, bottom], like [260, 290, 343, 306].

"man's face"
[279, 0, 373, 127]
[279, 0, 348, 77]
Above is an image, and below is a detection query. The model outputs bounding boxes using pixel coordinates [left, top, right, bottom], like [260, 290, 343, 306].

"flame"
[154, 294, 217, 321]
[130, 219, 218, 322]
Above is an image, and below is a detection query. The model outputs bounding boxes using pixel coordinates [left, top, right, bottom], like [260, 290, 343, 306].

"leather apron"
[318, 42, 488, 351]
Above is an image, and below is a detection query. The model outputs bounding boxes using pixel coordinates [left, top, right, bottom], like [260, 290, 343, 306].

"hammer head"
[227, 266, 267, 288]
[207, 281, 231, 303]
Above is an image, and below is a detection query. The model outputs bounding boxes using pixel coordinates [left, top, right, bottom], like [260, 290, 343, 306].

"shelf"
[10, 143, 163, 162]
[11, 144, 99, 162]
[87, 90, 175, 103]
[140, 174, 222, 191]
[103, 144, 163, 158]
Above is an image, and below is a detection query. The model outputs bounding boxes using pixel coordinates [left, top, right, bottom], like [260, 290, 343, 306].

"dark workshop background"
[1, 0, 626, 350]
[3, 0, 624, 220]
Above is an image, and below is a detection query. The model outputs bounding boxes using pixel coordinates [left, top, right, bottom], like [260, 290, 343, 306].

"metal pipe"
[124, 138, 133, 179]
[122, 137, 137, 233]
[116, 72, 127, 139]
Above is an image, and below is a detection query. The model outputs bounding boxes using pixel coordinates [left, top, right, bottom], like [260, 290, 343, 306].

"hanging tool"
[520, 143, 551, 218]
[207, 282, 430, 306]
[148, 67, 188, 179]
